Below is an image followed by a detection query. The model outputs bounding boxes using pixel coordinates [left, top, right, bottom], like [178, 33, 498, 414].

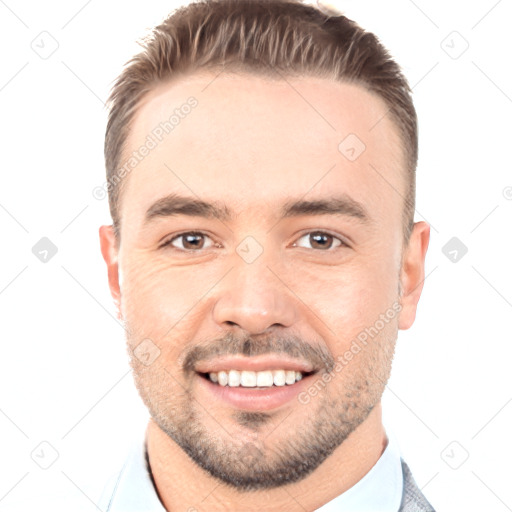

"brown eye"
[294, 231, 345, 250]
[163, 232, 215, 251]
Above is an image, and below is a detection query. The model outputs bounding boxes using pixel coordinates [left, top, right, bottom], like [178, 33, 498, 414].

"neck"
[146, 404, 387, 512]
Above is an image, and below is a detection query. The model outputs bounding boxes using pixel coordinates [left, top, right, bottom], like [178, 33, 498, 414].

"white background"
[0, 0, 511, 510]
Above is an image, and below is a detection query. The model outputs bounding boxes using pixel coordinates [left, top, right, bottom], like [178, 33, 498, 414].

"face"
[101, 72, 427, 490]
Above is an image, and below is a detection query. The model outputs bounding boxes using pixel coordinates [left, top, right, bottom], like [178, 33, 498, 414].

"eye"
[292, 231, 348, 251]
[161, 231, 218, 251]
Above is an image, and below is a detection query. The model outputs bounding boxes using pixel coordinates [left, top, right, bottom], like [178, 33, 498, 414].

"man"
[98, 0, 433, 510]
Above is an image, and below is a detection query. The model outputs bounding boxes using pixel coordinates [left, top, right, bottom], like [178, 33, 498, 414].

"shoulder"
[398, 459, 436, 512]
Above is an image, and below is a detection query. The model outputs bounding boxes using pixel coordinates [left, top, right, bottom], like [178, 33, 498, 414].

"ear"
[398, 221, 430, 330]
[99, 225, 122, 320]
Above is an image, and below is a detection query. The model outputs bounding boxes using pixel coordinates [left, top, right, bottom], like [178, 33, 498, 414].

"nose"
[212, 253, 298, 335]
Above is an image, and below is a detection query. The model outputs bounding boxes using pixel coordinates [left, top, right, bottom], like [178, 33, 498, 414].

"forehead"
[120, 72, 405, 230]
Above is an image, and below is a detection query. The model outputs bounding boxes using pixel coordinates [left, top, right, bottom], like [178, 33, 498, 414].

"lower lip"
[196, 373, 315, 411]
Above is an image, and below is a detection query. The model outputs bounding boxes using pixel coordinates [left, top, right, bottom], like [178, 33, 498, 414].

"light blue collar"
[315, 430, 403, 511]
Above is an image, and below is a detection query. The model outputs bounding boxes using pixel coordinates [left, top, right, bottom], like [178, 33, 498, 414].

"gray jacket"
[399, 460, 435, 512]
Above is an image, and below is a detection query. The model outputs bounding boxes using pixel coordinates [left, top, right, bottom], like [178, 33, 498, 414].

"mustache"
[181, 331, 335, 373]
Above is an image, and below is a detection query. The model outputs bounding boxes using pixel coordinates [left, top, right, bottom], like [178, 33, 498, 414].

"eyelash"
[159, 230, 349, 252]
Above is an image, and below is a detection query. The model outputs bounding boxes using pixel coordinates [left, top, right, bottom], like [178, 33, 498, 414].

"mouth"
[197, 369, 317, 387]
[192, 356, 320, 411]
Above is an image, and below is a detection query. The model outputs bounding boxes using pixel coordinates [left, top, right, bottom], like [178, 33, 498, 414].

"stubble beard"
[128, 330, 396, 491]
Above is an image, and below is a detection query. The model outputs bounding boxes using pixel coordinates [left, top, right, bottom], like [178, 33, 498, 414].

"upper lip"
[194, 355, 318, 374]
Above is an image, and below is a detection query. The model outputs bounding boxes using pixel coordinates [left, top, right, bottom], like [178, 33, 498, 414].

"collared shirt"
[98, 427, 404, 512]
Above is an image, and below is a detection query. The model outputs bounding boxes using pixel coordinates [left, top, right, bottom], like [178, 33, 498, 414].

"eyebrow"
[144, 192, 371, 225]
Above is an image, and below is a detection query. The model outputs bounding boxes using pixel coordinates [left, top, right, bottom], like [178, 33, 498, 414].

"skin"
[100, 72, 430, 511]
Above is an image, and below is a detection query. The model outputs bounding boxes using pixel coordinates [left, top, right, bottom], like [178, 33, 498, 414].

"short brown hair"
[105, 0, 417, 245]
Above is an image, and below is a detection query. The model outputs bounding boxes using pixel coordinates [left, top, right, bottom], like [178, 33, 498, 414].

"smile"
[201, 369, 315, 387]
[195, 369, 318, 411]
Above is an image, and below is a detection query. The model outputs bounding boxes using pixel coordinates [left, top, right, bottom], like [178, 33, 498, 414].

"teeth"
[228, 369, 240, 387]
[207, 369, 306, 387]
[273, 370, 286, 386]
[256, 370, 273, 387]
[218, 371, 228, 386]
[285, 370, 296, 385]
[240, 370, 256, 387]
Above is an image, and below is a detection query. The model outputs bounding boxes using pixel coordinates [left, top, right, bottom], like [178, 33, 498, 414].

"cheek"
[120, 255, 220, 339]
[288, 251, 399, 349]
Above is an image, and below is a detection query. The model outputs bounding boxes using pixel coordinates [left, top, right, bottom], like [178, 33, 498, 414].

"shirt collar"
[315, 429, 404, 512]
[102, 427, 403, 512]
[101, 430, 166, 512]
